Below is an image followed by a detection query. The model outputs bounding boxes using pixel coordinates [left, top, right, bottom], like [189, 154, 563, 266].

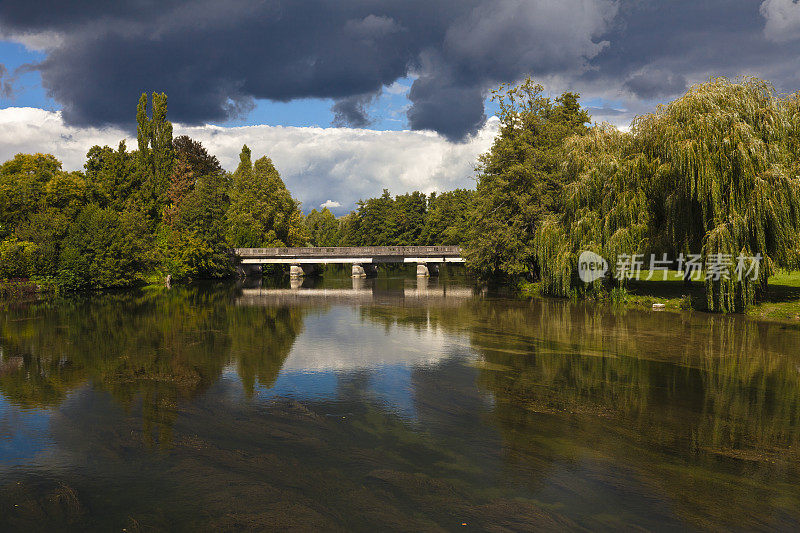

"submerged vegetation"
[2, 77, 800, 313]
[2, 286, 800, 528]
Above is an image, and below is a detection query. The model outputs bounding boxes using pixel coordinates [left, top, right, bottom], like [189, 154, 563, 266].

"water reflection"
[1, 278, 799, 529]
[240, 275, 476, 307]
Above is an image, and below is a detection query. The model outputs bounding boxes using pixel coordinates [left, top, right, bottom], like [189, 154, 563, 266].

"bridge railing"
[234, 246, 462, 258]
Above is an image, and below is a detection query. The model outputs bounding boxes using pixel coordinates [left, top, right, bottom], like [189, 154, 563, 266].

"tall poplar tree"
[136, 92, 174, 221]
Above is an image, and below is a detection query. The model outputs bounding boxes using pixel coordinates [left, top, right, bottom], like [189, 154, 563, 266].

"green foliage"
[226, 145, 307, 248]
[0, 238, 38, 279]
[0, 94, 239, 291]
[135, 92, 174, 221]
[352, 190, 395, 246]
[14, 209, 70, 277]
[85, 141, 137, 210]
[336, 212, 362, 246]
[159, 169, 233, 280]
[533, 77, 800, 312]
[172, 135, 222, 177]
[57, 205, 152, 290]
[337, 188, 472, 247]
[388, 191, 427, 245]
[305, 208, 340, 246]
[465, 78, 590, 280]
[0, 153, 62, 238]
[420, 189, 475, 245]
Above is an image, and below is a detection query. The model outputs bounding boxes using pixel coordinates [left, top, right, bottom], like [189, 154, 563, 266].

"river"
[1, 273, 799, 530]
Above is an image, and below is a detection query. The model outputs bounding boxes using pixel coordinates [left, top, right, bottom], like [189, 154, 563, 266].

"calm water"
[1, 273, 800, 531]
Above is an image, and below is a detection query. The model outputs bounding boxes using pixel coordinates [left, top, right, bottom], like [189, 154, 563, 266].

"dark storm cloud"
[624, 70, 687, 100]
[2, 0, 799, 138]
[0, 0, 618, 139]
[332, 92, 378, 128]
[586, 0, 800, 101]
[407, 71, 487, 142]
[0, 64, 14, 98]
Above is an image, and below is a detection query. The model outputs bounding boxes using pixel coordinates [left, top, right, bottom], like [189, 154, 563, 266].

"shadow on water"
[0, 274, 799, 530]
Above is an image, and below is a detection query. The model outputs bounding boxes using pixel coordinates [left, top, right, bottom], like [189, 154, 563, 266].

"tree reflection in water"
[0, 285, 305, 448]
[0, 281, 799, 530]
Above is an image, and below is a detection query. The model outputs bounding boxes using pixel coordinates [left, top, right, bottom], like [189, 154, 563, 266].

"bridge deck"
[235, 246, 464, 264]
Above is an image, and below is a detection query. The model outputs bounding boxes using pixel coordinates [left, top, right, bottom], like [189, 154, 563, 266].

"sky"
[2, 0, 800, 214]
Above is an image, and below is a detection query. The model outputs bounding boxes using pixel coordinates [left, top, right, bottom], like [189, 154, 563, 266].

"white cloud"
[385, 81, 411, 95]
[761, 0, 800, 42]
[0, 107, 498, 214]
[0, 107, 135, 168]
[320, 200, 341, 209]
[0, 30, 64, 51]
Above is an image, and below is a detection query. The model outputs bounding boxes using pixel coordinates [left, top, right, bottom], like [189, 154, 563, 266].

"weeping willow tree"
[535, 124, 654, 296]
[536, 77, 800, 312]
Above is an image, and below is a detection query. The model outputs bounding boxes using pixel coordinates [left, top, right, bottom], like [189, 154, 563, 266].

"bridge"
[234, 246, 464, 277]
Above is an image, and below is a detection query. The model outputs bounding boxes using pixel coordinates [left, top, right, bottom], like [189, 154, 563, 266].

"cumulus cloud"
[0, 0, 616, 140]
[0, 107, 498, 215]
[0, 107, 135, 166]
[761, 0, 800, 42]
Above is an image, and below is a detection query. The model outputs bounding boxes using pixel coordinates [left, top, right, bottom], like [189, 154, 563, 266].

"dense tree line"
[467, 77, 800, 312]
[305, 189, 475, 248]
[0, 92, 471, 291]
[3, 77, 799, 313]
[0, 93, 305, 289]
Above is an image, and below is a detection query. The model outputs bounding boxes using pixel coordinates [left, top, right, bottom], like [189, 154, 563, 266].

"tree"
[135, 92, 174, 221]
[157, 136, 232, 280]
[172, 135, 222, 177]
[465, 79, 590, 280]
[85, 141, 137, 211]
[353, 189, 395, 245]
[15, 209, 71, 278]
[388, 191, 427, 245]
[226, 145, 306, 248]
[305, 208, 340, 246]
[337, 212, 362, 246]
[0, 153, 62, 238]
[534, 77, 800, 312]
[0, 238, 38, 279]
[58, 205, 151, 290]
[159, 170, 232, 280]
[420, 189, 475, 245]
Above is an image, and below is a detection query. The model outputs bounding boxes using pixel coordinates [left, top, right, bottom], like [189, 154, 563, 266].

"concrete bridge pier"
[236, 264, 262, 278]
[352, 263, 378, 278]
[416, 262, 440, 277]
[290, 263, 318, 278]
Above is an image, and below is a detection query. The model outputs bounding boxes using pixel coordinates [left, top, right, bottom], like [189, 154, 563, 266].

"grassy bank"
[747, 271, 800, 321]
[628, 271, 800, 321]
[520, 270, 800, 322]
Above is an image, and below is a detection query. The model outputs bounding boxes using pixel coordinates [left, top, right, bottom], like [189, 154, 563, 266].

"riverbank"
[520, 270, 800, 323]
[0, 280, 53, 304]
